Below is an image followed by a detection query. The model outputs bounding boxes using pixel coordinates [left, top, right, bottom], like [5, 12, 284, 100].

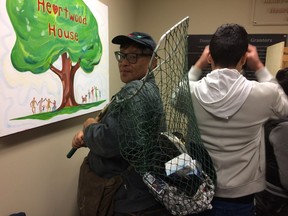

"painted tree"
[6, 0, 103, 110]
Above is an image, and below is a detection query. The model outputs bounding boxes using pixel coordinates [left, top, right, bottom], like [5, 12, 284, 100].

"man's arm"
[188, 46, 210, 81]
[70, 116, 102, 150]
[246, 45, 275, 83]
[83, 112, 120, 157]
[269, 122, 288, 191]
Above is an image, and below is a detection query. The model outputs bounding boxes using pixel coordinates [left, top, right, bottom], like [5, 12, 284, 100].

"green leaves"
[6, 0, 102, 73]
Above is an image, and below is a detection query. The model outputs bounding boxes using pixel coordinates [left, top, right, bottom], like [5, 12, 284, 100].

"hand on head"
[246, 45, 264, 71]
[195, 45, 210, 70]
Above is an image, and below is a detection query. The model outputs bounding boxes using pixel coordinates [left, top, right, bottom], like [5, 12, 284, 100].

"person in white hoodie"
[186, 24, 288, 216]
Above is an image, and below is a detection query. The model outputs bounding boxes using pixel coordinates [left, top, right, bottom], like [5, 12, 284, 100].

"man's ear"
[240, 53, 247, 67]
[207, 53, 212, 64]
[236, 53, 247, 71]
[151, 57, 158, 69]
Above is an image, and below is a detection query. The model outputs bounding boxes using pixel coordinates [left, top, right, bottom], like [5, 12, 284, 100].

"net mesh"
[110, 17, 216, 215]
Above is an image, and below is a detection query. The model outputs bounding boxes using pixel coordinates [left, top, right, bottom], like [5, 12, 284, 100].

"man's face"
[117, 45, 153, 83]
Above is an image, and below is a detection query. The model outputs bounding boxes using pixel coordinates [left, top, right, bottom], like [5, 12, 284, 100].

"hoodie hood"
[193, 68, 252, 119]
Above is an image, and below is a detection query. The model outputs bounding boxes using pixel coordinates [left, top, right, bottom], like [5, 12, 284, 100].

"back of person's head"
[276, 67, 288, 95]
[209, 23, 248, 68]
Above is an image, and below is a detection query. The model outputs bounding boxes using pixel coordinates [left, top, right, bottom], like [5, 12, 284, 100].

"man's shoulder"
[271, 118, 288, 130]
[250, 81, 280, 95]
[123, 76, 157, 92]
[118, 79, 157, 99]
[120, 80, 143, 94]
[265, 118, 288, 134]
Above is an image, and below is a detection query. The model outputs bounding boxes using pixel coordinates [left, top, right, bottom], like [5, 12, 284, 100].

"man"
[255, 67, 288, 216]
[185, 24, 288, 215]
[72, 32, 169, 215]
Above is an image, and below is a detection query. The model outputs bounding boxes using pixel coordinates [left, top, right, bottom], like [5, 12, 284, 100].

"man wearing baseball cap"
[72, 32, 171, 215]
[112, 32, 157, 83]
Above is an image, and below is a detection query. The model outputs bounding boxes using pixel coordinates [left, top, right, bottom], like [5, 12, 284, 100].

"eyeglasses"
[114, 51, 152, 64]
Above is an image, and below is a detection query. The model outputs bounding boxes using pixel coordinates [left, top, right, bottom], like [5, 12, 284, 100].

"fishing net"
[110, 17, 217, 215]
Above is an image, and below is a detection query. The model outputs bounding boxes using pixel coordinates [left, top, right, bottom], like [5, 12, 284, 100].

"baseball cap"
[112, 32, 156, 51]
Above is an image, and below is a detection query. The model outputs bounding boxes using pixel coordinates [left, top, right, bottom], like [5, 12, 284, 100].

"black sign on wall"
[187, 34, 287, 80]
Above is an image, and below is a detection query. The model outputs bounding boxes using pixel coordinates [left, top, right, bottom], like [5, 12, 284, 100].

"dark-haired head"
[276, 67, 288, 95]
[209, 23, 248, 68]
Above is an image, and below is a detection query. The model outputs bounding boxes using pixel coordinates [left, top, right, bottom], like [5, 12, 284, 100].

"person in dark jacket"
[71, 32, 171, 216]
[255, 67, 288, 216]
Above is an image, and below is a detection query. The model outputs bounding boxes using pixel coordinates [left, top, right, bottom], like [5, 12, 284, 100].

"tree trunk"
[50, 53, 80, 110]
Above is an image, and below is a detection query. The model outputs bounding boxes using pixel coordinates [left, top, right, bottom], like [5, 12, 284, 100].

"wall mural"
[0, 0, 109, 137]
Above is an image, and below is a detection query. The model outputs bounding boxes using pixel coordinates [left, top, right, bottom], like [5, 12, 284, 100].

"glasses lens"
[114, 52, 148, 64]
[126, 54, 137, 64]
[114, 51, 122, 62]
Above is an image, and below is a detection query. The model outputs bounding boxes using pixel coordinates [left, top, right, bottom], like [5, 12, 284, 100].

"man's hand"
[71, 117, 98, 149]
[195, 45, 210, 70]
[246, 45, 264, 71]
[83, 117, 97, 130]
[72, 130, 85, 149]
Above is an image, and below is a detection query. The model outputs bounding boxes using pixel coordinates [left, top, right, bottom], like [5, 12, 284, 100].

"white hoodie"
[193, 68, 252, 119]
[186, 66, 288, 198]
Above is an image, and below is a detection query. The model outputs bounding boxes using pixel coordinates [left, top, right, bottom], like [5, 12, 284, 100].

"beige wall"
[0, 1, 287, 215]
[135, 0, 287, 40]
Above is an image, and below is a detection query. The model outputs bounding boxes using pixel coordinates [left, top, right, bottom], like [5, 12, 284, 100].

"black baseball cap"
[112, 32, 156, 51]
